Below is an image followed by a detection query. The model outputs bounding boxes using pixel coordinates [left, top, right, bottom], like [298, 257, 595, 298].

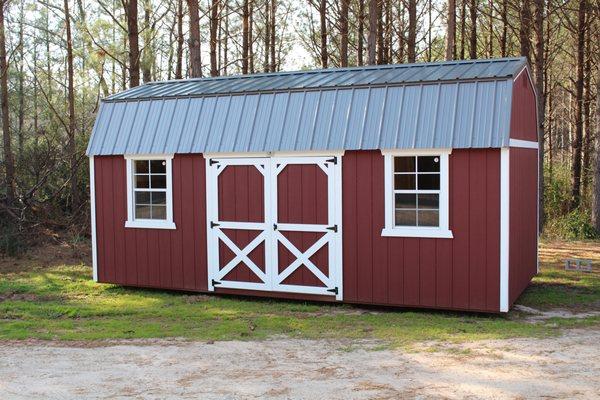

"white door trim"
[205, 155, 343, 300]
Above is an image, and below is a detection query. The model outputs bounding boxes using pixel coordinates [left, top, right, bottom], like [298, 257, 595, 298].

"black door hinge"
[210, 221, 220, 229]
[212, 279, 222, 286]
[326, 156, 338, 165]
[209, 159, 219, 166]
[327, 287, 338, 295]
[273, 223, 278, 230]
[326, 224, 338, 233]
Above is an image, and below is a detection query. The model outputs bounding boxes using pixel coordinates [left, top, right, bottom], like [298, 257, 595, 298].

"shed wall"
[509, 148, 538, 304]
[94, 155, 208, 291]
[94, 149, 503, 311]
[510, 70, 537, 142]
[342, 149, 501, 312]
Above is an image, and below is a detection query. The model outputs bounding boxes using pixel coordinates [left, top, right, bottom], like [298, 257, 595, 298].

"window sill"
[381, 227, 453, 239]
[125, 220, 176, 230]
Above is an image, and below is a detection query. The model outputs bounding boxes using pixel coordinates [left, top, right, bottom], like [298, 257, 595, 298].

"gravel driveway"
[1, 329, 599, 399]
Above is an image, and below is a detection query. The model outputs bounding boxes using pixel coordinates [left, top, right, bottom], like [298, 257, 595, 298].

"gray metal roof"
[87, 57, 527, 156]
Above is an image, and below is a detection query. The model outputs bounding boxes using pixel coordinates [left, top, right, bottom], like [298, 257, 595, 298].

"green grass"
[0, 241, 599, 344]
[519, 240, 600, 310]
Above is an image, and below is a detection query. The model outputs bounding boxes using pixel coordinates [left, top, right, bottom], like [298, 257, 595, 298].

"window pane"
[135, 174, 149, 188]
[394, 174, 415, 190]
[395, 193, 416, 209]
[151, 205, 166, 220]
[150, 159, 166, 174]
[394, 156, 415, 173]
[135, 160, 149, 174]
[418, 194, 439, 209]
[418, 174, 440, 190]
[395, 210, 416, 226]
[151, 191, 166, 205]
[418, 210, 439, 227]
[151, 174, 166, 189]
[135, 204, 151, 219]
[135, 191, 150, 205]
[417, 156, 440, 172]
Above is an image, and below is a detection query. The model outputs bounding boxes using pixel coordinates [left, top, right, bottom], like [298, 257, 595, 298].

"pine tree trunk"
[63, 0, 79, 210]
[0, 0, 14, 205]
[210, 0, 219, 76]
[126, 0, 140, 87]
[468, 0, 477, 59]
[263, 0, 269, 72]
[249, 0, 254, 73]
[320, 0, 328, 68]
[520, 0, 532, 62]
[570, 0, 586, 210]
[269, 0, 276, 71]
[340, 0, 349, 67]
[141, 0, 153, 83]
[187, 0, 203, 77]
[242, 0, 249, 73]
[357, 0, 364, 65]
[534, 0, 545, 232]
[367, 0, 376, 64]
[17, 0, 24, 161]
[376, 0, 384, 63]
[175, 0, 184, 79]
[459, 0, 466, 59]
[222, 1, 228, 75]
[592, 36, 600, 231]
[397, 4, 404, 62]
[445, 0, 456, 60]
[407, 0, 416, 62]
[581, 23, 591, 195]
[500, 0, 507, 57]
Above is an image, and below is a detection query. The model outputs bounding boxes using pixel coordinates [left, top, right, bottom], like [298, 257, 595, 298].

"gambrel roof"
[87, 57, 528, 156]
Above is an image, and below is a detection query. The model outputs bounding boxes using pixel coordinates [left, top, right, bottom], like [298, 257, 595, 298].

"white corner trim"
[124, 220, 176, 230]
[125, 155, 176, 230]
[509, 139, 538, 149]
[381, 227, 453, 239]
[89, 157, 98, 282]
[500, 148, 510, 312]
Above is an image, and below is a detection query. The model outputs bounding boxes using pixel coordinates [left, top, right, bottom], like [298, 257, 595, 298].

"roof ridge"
[143, 57, 525, 86]
[106, 57, 526, 101]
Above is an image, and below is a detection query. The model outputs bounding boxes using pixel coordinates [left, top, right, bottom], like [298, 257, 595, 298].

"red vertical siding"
[509, 148, 538, 304]
[94, 154, 208, 291]
[342, 149, 502, 312]
[510, 69, 538, 141]
[94, 149, 504, 312]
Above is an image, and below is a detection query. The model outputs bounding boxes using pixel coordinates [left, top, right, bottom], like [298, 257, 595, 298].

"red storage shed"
[87, 57, 539, 313]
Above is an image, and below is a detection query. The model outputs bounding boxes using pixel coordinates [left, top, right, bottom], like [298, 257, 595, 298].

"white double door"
[206, 155, 342, 299]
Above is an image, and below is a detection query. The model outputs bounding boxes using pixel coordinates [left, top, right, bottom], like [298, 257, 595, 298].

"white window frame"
[124, 154, 176, 230]
[381, 149, 453, 239]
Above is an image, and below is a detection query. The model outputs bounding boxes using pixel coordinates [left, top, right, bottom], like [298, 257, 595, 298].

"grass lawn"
[0, 240, 598, 345]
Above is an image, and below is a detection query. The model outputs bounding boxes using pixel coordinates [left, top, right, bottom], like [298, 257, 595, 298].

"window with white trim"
[382, 150, 452, 238]
[125, 155, 176, 229]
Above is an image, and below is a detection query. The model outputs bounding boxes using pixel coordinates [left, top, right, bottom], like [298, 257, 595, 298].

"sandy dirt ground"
[1, 329, 599, 400]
